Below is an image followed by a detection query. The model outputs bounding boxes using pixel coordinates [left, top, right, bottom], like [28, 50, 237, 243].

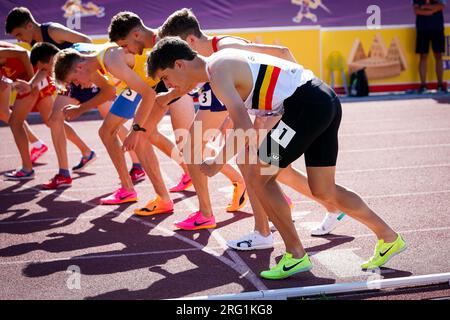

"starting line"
[181, 273, 450, 300]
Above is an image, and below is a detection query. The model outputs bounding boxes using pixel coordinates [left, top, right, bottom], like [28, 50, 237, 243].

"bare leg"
[0, 87, 41, 144]
[306, 166, 397, 242]
[419, 53, 428, 87]
[185, 109, 244, 217]
[249, 162, 306, 258]
[434, 52, 444, 86]
[9, 90, 39, 171]
[97, 101, 140, 164]
[136, 111, 171, 201]
[98, 112, 134, 192]
[48, 95, 91, 171]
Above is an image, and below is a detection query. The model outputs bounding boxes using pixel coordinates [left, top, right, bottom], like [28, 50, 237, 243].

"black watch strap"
[132, 124, 146, 132]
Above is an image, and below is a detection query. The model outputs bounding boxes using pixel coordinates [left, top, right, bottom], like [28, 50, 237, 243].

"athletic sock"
[132, 163, 142, 170]
[31, 140, 43, 149]
[59, 168, 71, 178]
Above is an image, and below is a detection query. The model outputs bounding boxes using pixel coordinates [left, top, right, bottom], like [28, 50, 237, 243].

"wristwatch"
[132, 123, 147, 132]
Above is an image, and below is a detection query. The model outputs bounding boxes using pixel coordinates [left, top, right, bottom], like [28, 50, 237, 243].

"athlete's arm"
[421, 2, 445, 13]
[0, 47, 34, 79]
[48, 23, 92, 44]
[105, 48, 156, 150]
[218, 42, 297, 63]
[201, 63, 255, 176]
[63, 72, 116, 120]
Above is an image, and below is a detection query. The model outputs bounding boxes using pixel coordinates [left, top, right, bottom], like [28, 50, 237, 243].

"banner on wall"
[1, 1, 449, 92]
[1, 0, 449, 36]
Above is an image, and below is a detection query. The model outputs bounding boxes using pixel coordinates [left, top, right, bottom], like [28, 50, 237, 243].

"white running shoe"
[311, 212, 350, 236]
[227, 231, 273, 251]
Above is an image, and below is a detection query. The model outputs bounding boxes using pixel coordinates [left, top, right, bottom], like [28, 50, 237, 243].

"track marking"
[0, 180, 265, 291]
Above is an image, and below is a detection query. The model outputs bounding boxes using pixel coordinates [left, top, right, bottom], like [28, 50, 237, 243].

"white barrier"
[179, 273, 450, 300]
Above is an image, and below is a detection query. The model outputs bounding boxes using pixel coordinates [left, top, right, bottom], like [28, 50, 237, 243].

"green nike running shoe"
[260, 252, 312, 280]
[361, 234, 407, 270]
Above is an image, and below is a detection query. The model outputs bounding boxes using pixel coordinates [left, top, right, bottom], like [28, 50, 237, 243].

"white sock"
[31, 140, 43, 148]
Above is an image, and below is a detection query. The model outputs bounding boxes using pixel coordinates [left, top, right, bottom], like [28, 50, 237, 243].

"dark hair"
[147, 37, 197, 78]
[30, 42, 59, 66]
[108, 11, 143, 42]
[159, 8, 202, 40]
[5, 7, 35, 34]
[53, 48, 82, 83]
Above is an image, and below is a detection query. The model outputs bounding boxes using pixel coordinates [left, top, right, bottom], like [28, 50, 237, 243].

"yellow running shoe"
[226, 182, 248, 212]
[361, 234, 407, 270]
[134, 196, 174, 216]
[260, 252, 312, 280]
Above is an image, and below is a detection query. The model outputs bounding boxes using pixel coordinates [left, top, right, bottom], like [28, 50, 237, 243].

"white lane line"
[311, 248, 395, 278]
[0, 180, 262, 290]
[340, 127, 450, 137]
[0, 247, 208, 266]
[158, 168, 268, 291]
[293, 226, 450, 243]
[340, 143, 450, 153]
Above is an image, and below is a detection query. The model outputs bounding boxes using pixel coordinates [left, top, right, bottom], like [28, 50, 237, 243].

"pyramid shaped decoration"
[348, 33, 407, 80]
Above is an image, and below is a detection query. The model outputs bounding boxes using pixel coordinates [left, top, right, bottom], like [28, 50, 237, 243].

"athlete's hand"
[123, 130, 140, 152]
[63, 105, 83, 121]
[12, 79, 31, 95]
[200, 157, 222, 177]
[156, 87, 184, 107]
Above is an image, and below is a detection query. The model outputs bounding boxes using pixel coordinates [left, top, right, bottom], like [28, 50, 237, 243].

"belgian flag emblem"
[251, 64, 281, 111]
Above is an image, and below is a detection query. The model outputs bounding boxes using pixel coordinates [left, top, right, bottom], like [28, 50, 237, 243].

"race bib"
[37, 77, 49, 90]
[270, 120, 296, 149]
[198, 89, 212, 107]
[121, 88, 138, 102]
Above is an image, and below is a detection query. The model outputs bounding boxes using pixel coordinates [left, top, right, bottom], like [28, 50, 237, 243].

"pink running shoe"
[100, 188, 138, 205]
[30, 144, 48, 163]
[130, 167, 145, 184]
[169, 173, 192, 192]
[174, 211, 216, 230]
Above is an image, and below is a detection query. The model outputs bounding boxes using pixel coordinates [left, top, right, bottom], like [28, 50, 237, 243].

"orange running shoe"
[226, 182, 248, 212]
[134, 196, 174, 216]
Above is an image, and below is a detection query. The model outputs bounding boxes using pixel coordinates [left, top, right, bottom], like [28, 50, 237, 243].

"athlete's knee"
[8, 113, 24, 130]
[310, 185, 336, 204]
[98, 122, 116, 141]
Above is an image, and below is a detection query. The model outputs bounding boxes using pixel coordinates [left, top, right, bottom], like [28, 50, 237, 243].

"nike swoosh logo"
[140, 206, 157, 212]
[238, 188, 247, 206]
[194, 220, 209, 227]
[119, 194, 134, 201]
[379, 244, 395, 257]
[282, 259, 304, 272]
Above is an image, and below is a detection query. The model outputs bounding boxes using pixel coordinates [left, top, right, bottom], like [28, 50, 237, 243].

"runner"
[1, 42, 55, 180]
[107, 11, 247, 214]
[0, 41, 48, 169]
[5, 7, 105, 187]
[148, 37, 407, 279]
[52, 42, 173, 212]
[157, 8, 349, 237]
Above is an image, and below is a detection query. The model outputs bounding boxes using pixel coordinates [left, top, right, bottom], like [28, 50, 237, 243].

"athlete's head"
[30, 42, 59, 75]
[53, 49, 91, 87]
[158, 8, 204, 51]
[147, 37, 197, 93]
[5, 7, 37, 44]
[108, 11, 146, 55]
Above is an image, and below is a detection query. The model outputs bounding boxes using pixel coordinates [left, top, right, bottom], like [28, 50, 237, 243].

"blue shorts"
[68, 83, 100, 103]
[191, 82, 227, 112]
[109, 88, 142, 119]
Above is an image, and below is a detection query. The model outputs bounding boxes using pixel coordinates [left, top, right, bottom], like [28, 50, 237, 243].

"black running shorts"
[258, 78, 342, 168]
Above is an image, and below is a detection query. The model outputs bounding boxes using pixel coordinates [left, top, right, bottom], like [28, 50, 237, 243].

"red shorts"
[16, 76, 57, 111]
